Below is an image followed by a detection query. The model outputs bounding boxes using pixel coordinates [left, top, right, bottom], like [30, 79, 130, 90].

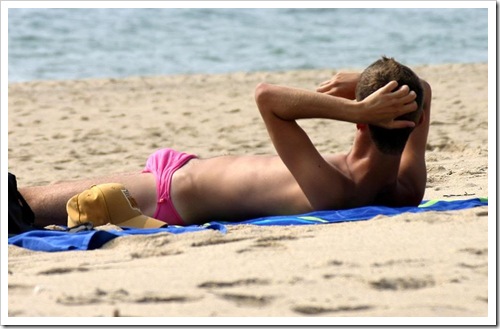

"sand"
[6, 63, 491, 323]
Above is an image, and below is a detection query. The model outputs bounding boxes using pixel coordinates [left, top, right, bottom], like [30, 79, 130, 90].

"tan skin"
[22, 74, 431, 227]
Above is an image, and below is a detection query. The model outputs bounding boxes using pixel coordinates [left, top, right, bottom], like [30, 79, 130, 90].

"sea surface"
[8, 8, 488, 82]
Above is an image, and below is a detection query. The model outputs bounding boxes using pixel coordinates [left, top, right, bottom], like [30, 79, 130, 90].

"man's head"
[355, 57, 424, 155]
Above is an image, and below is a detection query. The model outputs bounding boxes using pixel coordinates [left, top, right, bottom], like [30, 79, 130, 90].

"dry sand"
[6, 63, 491, 323]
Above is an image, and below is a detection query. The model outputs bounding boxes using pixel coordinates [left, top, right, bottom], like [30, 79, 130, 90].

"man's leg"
[20, 172, 157, 228]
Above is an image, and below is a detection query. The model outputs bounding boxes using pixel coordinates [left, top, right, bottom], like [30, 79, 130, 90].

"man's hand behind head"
[357, 81, 417, 129]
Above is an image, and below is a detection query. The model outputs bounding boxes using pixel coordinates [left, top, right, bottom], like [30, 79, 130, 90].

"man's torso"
[171, 153, 391, 225]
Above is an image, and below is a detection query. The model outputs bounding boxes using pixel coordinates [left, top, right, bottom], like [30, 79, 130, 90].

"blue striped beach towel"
[8, 197, 487, 252]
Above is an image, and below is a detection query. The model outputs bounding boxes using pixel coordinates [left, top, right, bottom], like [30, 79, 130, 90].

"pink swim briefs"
[142, 148, 197, 226]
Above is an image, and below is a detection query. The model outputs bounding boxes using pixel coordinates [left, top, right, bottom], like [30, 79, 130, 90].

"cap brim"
[119, 214, 168, 229]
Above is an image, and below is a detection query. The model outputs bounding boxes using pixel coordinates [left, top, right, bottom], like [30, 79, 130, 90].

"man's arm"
[254, 82, 417, 210]
[256, 81, 417, 127]
[391, 79, 431, 205]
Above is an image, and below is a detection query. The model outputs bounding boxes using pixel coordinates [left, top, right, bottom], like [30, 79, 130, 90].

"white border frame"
[1, 1, 495, 326]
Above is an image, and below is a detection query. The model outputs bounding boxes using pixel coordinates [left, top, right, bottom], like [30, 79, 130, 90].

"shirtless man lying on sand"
[20, 57, 431, 228]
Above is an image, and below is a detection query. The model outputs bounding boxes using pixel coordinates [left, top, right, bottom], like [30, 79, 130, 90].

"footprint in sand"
[198, 278, 270, 289]
[292, 304, 373, 315]
[198, 278, 273, 307]
[56, 288, 198, 306]
[214, 293, 274, 307]
[369, 276, 435, 291]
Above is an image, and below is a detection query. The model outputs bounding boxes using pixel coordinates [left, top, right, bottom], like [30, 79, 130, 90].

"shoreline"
[7, 61, 488, 86]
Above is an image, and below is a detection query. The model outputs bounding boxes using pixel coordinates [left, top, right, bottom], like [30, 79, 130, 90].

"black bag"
[8, 173, 38, 235]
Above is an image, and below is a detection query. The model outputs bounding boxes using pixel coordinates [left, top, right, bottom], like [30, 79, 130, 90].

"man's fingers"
[317, 80, 332, 88]
[400, 90, 417, 104]
[316, 82, 330, 92]
[391, 85, 410, 98]
[381, 80, 398, 93]
[400, 101, 418, 114]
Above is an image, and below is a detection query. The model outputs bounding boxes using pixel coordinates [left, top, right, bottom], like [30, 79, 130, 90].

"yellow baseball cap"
[67, 183, 167, 229]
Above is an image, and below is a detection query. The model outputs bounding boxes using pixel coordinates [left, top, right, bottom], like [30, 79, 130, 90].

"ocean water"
[8, 8, 488, 82]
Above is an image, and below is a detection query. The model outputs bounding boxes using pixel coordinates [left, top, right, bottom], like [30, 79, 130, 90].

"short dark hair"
[355, 57, 424, 155]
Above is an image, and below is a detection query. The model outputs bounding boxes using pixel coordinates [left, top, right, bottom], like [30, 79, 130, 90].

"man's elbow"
[254, 82, 271, 105]
[255, 83, 291, 121]
[408, 194, 424, 207]
[407, 185, 426, 207]
[394, 179, 426, 207]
